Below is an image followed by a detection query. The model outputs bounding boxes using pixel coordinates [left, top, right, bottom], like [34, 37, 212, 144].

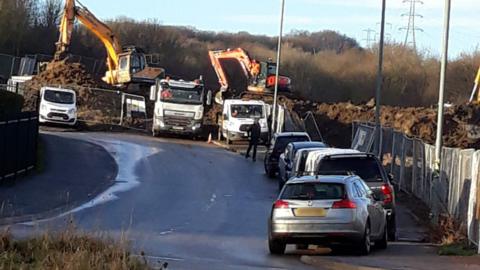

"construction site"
[2, 0, 480, 268]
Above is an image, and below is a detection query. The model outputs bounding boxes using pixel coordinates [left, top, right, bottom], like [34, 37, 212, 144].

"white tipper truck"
[150, 78, 212, 137]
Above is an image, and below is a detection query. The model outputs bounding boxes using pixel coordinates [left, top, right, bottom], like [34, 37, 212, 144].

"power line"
[363, 28, 376, 47]
[399, 0, 424, 49]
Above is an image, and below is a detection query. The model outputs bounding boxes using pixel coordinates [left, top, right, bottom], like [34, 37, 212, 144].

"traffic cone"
[207, 132, 212, 144]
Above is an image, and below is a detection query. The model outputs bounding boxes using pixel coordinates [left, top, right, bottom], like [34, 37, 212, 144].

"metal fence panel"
[351, 122, 480, 251]
[468, 151, 480, 247]
[351, 124, 375, 153]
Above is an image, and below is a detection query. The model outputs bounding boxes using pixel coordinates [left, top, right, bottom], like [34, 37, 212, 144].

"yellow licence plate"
[293, 208, 327, 217]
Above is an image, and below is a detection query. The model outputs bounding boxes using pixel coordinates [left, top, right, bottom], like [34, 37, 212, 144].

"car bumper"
[226, 131, 269, 141]
[154, 117, 202, 134]
[39, 114, 76, 126]
[270, 222, 363, 244]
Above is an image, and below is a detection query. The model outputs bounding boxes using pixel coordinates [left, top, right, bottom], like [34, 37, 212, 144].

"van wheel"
[268, 239, 286, 255]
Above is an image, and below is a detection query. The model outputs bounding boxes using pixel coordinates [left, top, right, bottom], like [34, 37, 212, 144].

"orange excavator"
[208, 48, 291, 104]
[52, 0, 164, 88]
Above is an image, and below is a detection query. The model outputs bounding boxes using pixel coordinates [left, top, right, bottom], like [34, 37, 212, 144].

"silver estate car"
[268, 175, 387, 255]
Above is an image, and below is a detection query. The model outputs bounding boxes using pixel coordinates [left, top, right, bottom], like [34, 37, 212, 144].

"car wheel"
[268, 239, 286, 255]
[357, 222, 371, 256]
[376, 224, 388, 250]
[388, 215, 397, 241]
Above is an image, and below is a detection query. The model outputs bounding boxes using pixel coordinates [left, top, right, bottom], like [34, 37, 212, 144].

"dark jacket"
[248, 122, 261, 141]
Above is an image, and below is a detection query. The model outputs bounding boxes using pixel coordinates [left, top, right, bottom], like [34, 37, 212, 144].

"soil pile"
[306, 100, 480, 149]
[21, 61, 130, 126]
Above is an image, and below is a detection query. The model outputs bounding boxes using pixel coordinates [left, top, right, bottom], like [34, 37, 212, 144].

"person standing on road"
[246, 118, 261, 162]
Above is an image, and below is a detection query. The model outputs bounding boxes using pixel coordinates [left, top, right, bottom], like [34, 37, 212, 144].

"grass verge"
[438, 242, 477, 256]
[0, 229, 151, 269]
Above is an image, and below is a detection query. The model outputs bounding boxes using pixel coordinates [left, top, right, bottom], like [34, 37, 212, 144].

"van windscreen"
[44, 90, 74, 104]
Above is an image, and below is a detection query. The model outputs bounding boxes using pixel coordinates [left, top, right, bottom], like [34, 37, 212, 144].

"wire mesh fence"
[352, 122, 480, 251]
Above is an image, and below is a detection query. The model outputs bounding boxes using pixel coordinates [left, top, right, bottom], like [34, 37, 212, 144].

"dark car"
[278, 141, 327, 189]
[264, 132, 311, 178]
[314, 153, 397, 241]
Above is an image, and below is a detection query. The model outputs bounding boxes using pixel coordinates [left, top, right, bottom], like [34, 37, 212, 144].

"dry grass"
[0, 228, 151, 270]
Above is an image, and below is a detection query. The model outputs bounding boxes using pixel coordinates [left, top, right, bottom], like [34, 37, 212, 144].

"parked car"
[290, 148, 360, 178]
[278, 141, 327, 189]
[264, 132, 311, 178]
[302, 149, 397, 241]
[268, 175, 387, 255]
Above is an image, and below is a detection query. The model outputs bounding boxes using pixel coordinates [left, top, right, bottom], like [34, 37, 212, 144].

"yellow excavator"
[53, 0, 164, 87]
[469, 66, 480, 103]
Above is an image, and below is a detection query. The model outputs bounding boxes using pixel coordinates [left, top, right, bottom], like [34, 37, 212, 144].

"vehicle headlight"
[194, 107, 204, 120]
[41, 104, 47, 111]
[68, 108, 76, 114]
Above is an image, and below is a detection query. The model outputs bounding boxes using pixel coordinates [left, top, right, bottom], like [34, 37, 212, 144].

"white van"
[221, 99, 269, 142]
[39, 87, 77, 126]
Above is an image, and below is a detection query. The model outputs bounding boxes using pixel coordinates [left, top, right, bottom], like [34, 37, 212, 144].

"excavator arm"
[470, 66, 480, 103]
[208, 48, 254, 92]
[55, 0, 122, 84]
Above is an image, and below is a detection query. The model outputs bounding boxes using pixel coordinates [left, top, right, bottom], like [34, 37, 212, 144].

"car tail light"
[332, 199, 357, 209]
[274, 200, 289, 209]
[381, 184, 393, 204]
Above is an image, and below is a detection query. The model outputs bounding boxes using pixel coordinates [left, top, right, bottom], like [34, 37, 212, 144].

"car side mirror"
[371, 192, 381, 201]
[149, 85, 157, 101]
[206, 90, 212, 106]
[286, 163, 292, 171]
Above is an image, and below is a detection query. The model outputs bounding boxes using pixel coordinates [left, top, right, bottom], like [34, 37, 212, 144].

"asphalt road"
[8, 132, 479, 270]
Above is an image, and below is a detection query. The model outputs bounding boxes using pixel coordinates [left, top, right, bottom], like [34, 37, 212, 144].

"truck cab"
[150, 78, 211, 137]
[39, 86, 77, 126]
[221, 99, 269, 142]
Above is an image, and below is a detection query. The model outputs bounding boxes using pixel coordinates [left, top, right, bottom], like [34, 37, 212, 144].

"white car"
[39, 87, 77, 126]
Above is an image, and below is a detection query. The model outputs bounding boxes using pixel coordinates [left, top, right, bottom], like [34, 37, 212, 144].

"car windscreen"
[43, 90, 74, 104]
[317, 157, 383, 182]
[281, 182, 345, 200]
[274, 136, 310, 155]
[230, 104, 264, 118]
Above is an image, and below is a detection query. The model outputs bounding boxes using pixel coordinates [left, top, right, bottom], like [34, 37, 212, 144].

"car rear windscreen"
[317, 157, 382, 182]
[274, 136, 310, 154]
[281, 183, 345, 200]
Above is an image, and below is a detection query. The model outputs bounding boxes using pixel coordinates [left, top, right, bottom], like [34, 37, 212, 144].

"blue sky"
[80, 0, 479, 57]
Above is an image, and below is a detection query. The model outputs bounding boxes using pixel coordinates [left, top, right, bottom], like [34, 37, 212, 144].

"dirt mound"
[22, 61, 107, 112]
[308, 101, 480, 149]
[20, 61, 132, 127]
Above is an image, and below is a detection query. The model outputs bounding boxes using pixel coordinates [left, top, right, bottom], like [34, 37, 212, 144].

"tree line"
[0, 0, 479, 106]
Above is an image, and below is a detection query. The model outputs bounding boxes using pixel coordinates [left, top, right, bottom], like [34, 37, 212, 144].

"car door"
[359, 179, 385, 236]
[353, 180, 381, 236]
[284, 146, 294, 180]
[278, 150, 287, 181]
[358, 180, 384, 236]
